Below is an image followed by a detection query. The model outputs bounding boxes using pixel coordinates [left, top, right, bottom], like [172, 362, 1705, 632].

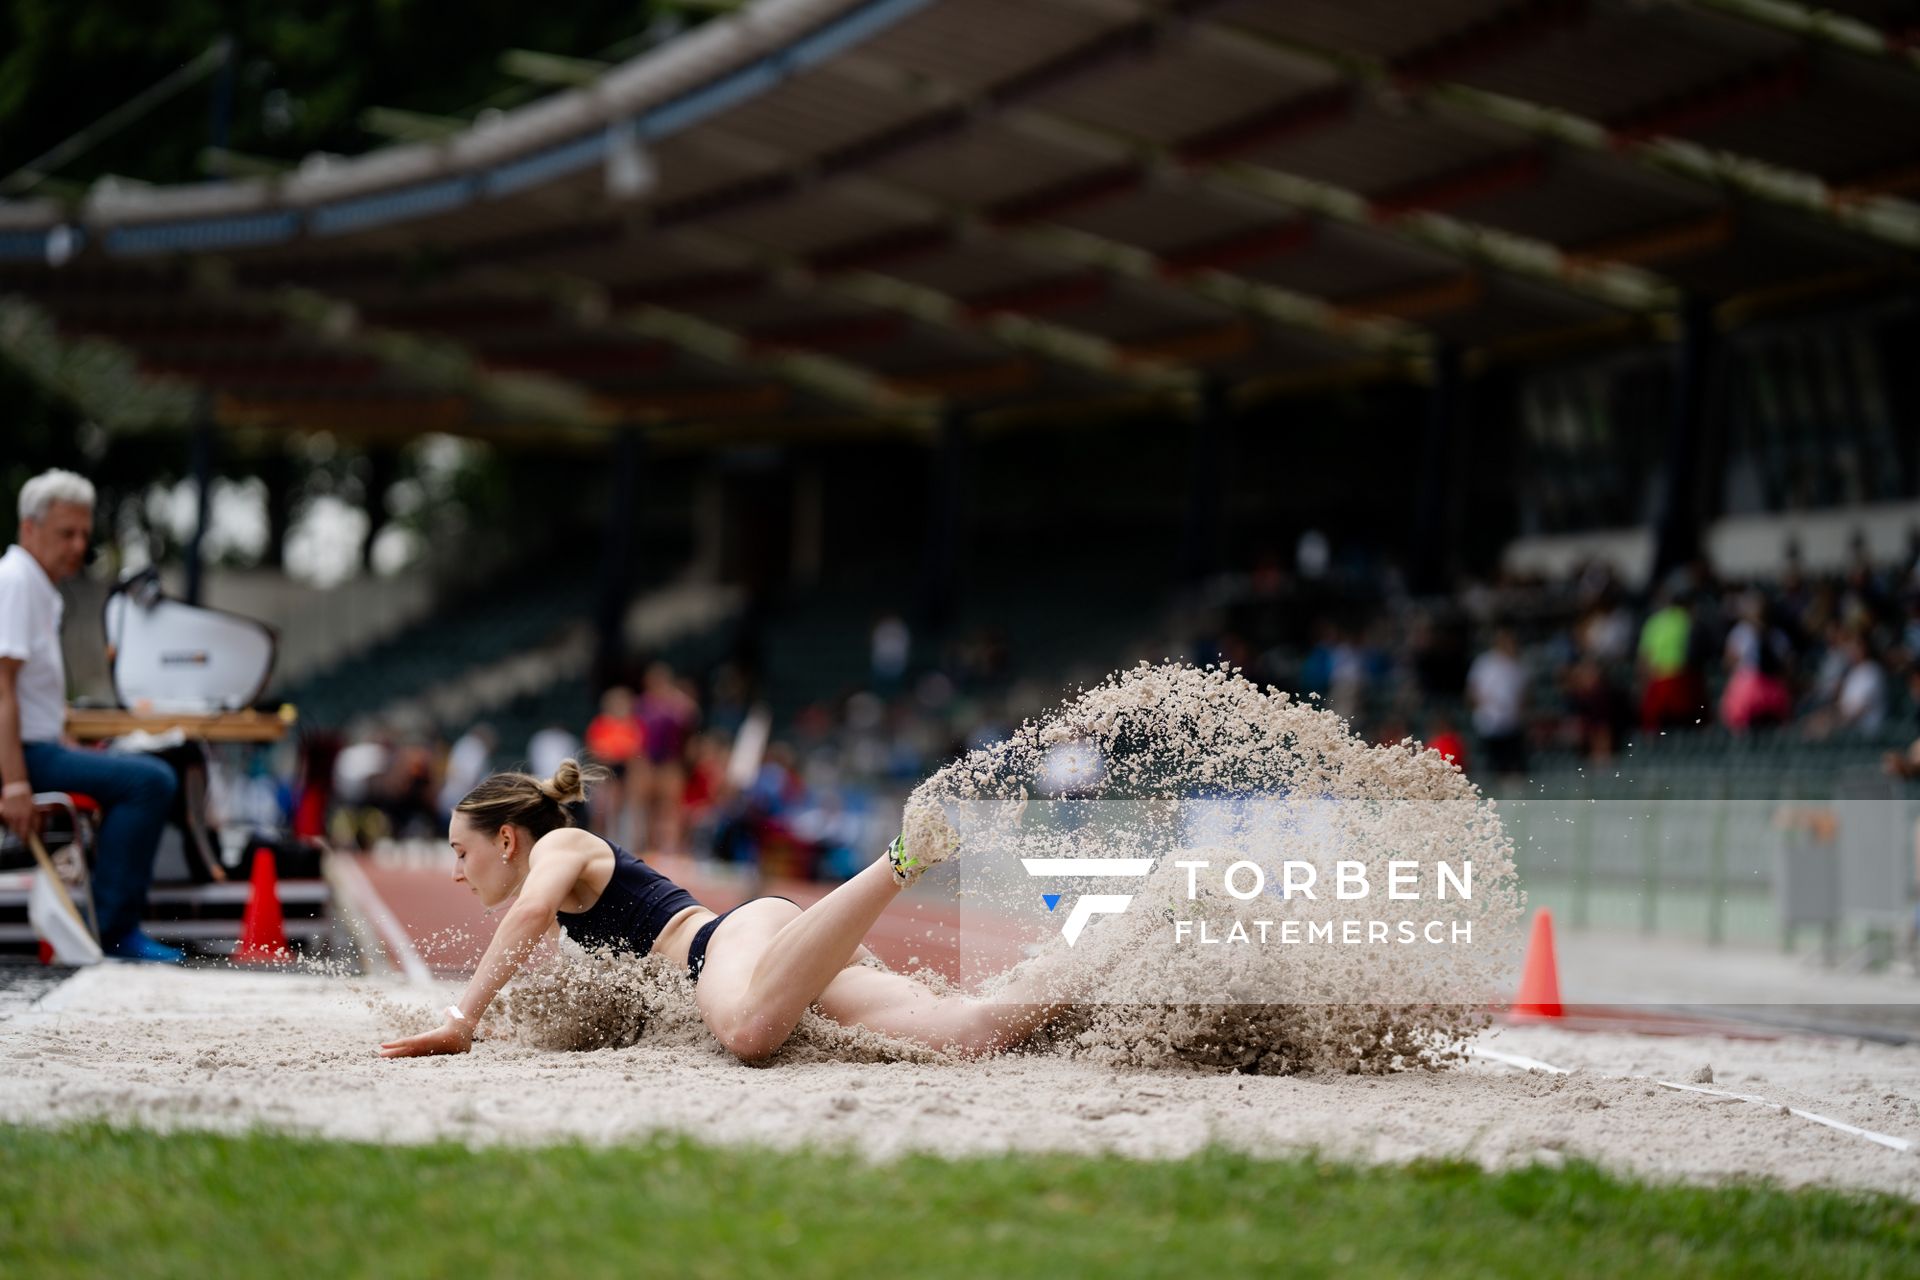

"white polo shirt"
[0, 544, 68, 743]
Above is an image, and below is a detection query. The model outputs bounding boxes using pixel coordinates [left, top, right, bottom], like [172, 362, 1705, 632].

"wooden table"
[64, 707, 293, 744]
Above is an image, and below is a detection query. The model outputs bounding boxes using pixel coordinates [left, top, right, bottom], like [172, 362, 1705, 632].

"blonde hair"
[455, 758, 605, 841]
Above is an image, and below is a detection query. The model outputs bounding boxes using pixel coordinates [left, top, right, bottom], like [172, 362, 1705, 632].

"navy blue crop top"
[555, 839, 704, 956]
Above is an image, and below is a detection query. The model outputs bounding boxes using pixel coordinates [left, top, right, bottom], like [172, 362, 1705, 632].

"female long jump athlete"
[378, 760, 1059, 1062]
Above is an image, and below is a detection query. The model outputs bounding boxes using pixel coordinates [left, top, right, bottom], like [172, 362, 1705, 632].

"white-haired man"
[0, 468, 181, 962]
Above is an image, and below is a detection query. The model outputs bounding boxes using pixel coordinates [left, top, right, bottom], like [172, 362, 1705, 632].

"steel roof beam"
[662, 215, 1225, 388]
[1608, 54, 1810, 144]
[357, 106, 469, 144]
[821, 40, 1674, 316]
[254, 281, 610, 430]
[1673, 0, 1920, 79]
[1003, 4, 1681, 308]
[499, 49, 614, 88]
[1187, 10, 1920, 251]
[670, 119, 1426, 370]
[192, 229, 936, 424]
[0, 293, 199, 428]
[490, 262, 942, 418]
[200, 259, 872, 431]
[638, 116, 1364, 381]
[1388, 0, 1590, 88]
[771, 79, 1438, 351]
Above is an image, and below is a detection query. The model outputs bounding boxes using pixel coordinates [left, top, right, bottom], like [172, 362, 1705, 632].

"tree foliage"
[2, 1, 670, 188]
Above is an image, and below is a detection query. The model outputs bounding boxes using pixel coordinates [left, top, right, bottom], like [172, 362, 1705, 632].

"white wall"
[58, 566, 440, 704]
[1503, 500, 1920, 589]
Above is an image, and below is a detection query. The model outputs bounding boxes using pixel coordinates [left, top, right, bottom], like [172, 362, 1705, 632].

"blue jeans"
[22, 742, 177, 946]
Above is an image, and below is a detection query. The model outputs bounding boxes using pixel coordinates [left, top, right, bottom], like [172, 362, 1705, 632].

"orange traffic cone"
[233, 848, 291, 964]
[1511, 908, 1563, 1018]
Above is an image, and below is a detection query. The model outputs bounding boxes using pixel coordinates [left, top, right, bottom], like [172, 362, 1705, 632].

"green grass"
[1, 1123, 1915, 1278]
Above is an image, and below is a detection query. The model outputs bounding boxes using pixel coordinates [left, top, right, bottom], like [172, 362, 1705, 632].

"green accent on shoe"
[886, 833, 922, 884]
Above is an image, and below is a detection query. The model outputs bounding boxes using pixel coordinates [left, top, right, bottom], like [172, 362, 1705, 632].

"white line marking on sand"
[328, 855, 435, 990]
[1469, 1043, 1915, 1153]
[1654, 1081, 1915, 1152]
[1468, 1045, 1571, 1074]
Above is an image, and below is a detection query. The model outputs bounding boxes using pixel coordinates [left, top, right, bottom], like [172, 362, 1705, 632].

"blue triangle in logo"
[1042, 894, 1061, 912]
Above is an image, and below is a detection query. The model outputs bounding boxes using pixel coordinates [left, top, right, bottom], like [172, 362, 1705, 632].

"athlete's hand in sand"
[378, 1021, 472, 1059]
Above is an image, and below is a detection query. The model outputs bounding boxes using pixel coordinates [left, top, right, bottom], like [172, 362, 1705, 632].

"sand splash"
[901, 663, 1525, 1073]
[495, 663, 1522, 1076]
[493, 945, 950, 1063]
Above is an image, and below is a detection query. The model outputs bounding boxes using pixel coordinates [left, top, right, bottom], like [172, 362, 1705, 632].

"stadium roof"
[3, 0, 1919, 442]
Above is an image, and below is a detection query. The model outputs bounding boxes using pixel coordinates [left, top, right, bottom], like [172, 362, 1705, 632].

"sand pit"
[8, 664, 1914, 1196]
[4, 964, 1916, 1197]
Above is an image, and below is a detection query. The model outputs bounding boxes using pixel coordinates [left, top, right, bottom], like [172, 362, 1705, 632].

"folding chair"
[0, 792, 103, 947]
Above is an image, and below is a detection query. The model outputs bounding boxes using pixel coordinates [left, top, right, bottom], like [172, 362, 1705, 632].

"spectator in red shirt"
[585, 686, 645, 847]
[1425, 715, 1470, 774]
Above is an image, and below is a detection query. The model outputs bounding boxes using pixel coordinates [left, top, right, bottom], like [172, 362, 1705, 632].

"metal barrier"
[1496, 772, 1920, 964]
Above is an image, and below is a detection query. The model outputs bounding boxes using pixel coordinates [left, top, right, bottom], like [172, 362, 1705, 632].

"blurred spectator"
[680, 732, 733, 845]
[870, 613, 911, 692]
[292, 731, 340, 840]
[1719, 591, 1793, 733]
[1843, 531, 1889, 619]
[332, 729, 390, 807]
[1803, 624, 1887, 739]
[704, 664, 751, 739]
[1296, 528, 1330, 580]
[1638, 592, 1705, 731]
[1776, 539, 1812, 641]
[330, 727, 392, 849]
[636, 662, 699, 854]
[1833, 628, 1889, 735]
[1326, 628, 1370, 723]
[1406, 609, 1469, 700]
[715, 742, 811, 877]
[1564, 658, 1630, 761]
[1887, 739, 1920, 781]
[436, 723, 496, 820]
[527, 721, 581, 781]
[1885, 666, 1920, 779]
[1576, 590, 1634, 664]
[1806, 619, 1852, 713]
[585, 686, 644, 847]
[1468, 628, 1528, 777]
[1425, 714, 1469, 773]
[384, 739, 440, 839]
[1299, 621, 1341, 702]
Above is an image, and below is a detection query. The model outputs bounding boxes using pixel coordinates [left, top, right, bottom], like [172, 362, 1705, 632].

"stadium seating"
[270, 572, 597, 730]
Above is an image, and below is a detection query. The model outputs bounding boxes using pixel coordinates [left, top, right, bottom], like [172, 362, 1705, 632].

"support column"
[918, 405, 968, 637]
[790, 462, 823, 589]
[359, 445, 397, 573]
[594, 425, 644, 692]
[260, 442, 295, 571]
[1411, 343, 1464, 595]
[183, 410, 214, 606]
[1180, 377, 1229, 587]
[1652, 297, 1718, 586]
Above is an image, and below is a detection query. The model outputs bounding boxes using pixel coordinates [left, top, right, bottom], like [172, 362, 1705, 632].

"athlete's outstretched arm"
[378, 833, 592, 1058]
